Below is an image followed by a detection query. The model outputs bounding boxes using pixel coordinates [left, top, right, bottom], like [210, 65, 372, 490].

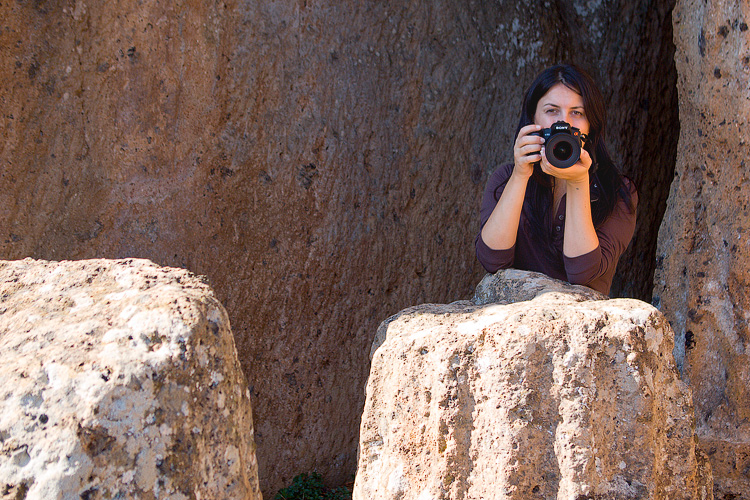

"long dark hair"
[515, 64, 634, 256]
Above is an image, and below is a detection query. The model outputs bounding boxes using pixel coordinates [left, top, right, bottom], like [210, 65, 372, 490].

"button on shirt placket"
[554, 213, 565, 240]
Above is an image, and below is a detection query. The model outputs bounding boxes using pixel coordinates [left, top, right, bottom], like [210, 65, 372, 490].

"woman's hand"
[482, 125, 543, 252]
[539, 146, 592, 185]
[512, 124, 544, 179]
[540, 146, 599, 258]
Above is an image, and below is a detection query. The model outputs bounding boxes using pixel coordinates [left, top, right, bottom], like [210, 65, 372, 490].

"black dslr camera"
[533, 121, 583, 168]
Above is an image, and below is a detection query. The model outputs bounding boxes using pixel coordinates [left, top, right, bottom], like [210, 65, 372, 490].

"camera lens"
[545, 134, 581, 168]
[552, 142, 572, 161]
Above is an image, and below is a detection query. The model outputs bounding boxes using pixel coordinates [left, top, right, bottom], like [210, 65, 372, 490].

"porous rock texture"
[653, 0, 750, 497]
[0, 0, 679, 493]
[0, 258, 260, 500]
[355, 270, 712, 500]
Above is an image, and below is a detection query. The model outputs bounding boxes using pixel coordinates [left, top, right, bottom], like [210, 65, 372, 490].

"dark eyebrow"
[540, 102, 585, 112]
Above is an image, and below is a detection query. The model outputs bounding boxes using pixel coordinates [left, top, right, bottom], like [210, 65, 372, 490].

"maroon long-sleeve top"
[475, 163, 637, 295]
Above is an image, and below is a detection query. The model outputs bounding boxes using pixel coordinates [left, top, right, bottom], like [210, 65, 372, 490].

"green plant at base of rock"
[274, 472, 352, 500]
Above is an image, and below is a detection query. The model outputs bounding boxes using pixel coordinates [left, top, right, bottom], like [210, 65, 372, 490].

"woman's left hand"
[542, 146, 599, 259]
[539, 147, 592, 186]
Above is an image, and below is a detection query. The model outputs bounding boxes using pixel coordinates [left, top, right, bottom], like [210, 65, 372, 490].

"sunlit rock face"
[0, 259, 260, 500]
[355, 271, 712, 500]
[653, 0, 750, 498]
[0, 0, 678, 493]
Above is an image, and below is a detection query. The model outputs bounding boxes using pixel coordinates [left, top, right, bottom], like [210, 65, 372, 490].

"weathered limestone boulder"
[0, 0, 679, 493]
[0, 259, 261, 499]
[355, 270, 712, 499]
[653, 0, 750, 497]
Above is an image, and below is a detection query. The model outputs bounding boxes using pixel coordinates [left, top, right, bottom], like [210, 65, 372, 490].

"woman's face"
[533, 83, 590, 136]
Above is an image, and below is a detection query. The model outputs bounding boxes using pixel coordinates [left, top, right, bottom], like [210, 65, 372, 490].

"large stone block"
[355, 270, 712, 499]
[0, 259, 260, 499]
[654, 0, 750, 497]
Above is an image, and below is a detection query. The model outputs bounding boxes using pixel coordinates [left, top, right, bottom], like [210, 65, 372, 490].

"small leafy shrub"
[274, 472, 352, 500]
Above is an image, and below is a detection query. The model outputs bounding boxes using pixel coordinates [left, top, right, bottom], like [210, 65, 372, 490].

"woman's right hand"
[480, 125, 541, 253]
[512, 124, 544, 178]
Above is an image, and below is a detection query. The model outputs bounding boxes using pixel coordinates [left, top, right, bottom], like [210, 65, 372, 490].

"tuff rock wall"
[654, 0, 750, 497]
[0, 0, 678, 494]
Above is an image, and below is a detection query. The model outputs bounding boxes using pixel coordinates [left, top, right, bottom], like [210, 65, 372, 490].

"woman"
[475, 64, 637, 295]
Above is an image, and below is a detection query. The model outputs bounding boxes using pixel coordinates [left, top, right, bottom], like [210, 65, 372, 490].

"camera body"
[533, 121, 583, 169]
